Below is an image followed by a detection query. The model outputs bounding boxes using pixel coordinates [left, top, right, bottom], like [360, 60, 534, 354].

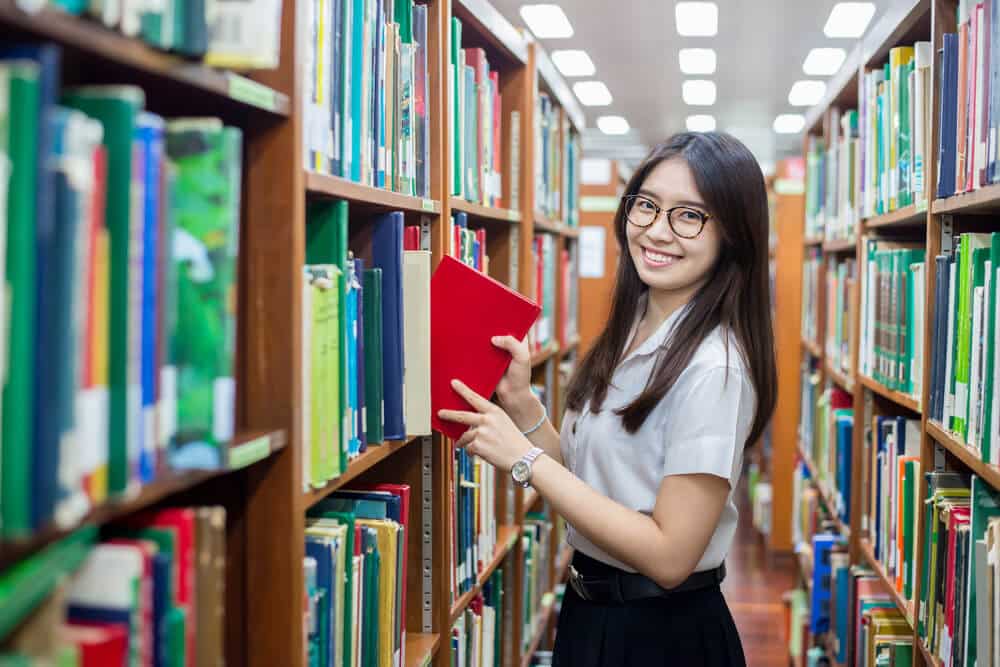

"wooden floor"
[722, 485, 797, 666]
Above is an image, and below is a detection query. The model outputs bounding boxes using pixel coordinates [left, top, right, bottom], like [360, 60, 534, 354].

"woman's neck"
[643, 287, 695, 327]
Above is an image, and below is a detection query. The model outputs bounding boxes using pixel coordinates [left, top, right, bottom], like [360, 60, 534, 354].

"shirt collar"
[621, 293, 689, 363]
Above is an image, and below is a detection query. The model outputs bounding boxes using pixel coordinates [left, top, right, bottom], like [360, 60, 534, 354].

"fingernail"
[451, 379, 459, 387]
[491, 336, 500, 344]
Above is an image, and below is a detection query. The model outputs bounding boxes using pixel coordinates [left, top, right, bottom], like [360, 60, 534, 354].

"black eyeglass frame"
[621, 194, 712, 239]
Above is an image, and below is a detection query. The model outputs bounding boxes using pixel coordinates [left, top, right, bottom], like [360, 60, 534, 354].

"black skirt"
[552, 553, 746, 667]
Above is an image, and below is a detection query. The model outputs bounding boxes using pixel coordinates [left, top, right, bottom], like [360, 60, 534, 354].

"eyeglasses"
[622, 194, 711, 239]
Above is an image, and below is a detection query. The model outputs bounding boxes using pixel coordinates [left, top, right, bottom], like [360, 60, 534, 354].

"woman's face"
[625, 158, 722, 303]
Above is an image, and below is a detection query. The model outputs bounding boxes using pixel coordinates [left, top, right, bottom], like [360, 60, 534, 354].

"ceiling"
[490, 0, 889, 174]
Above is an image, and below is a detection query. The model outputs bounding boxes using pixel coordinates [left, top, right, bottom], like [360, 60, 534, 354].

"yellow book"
[358, 518, 400, 667]
[306, 519, 348, 667]
[864, 610, 910, 665]
[89, 227, 111, 503]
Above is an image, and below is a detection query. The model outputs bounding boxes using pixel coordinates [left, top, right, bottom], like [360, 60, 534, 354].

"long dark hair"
[565, 132, 776, 449]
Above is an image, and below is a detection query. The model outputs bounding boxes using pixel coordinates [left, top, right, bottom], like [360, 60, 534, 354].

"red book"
[63, 622, 129, 667]
[404, 225, 421, 251]
[475, 228, 487, 271]
[431, 256, 540, 439]
[559, 248, 569, 346]
[490, 71, 501, 206]
[944, 506, 970, 650]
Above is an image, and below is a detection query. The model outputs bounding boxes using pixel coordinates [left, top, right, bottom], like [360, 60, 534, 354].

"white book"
[976, 4, 989, 185]
[978, 263, 992, 455]
[944, 260, 959, 426]
[402, 251, 431, 435]
[914, 42, 933, 202]
[969, 286, 985, 448]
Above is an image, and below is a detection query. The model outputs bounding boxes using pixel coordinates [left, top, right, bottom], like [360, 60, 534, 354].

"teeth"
[643, 248, 676, 264]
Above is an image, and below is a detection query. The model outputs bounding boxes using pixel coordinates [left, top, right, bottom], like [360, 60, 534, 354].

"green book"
[949, 247, 963, 428]
[955, 233, 993, 436]
[902, 459, 917, 599]
[968, 247, 989, 446]
[361, 527, 380, 667]
[63, 86, 145, 495]
[451, 17, 463, 196]
[308, 267, 341, 483]
[309, 510, 356, 667]
[898, 58, 913, 208]
[307, 200, 349, 474]
[983, 234, 1000, 463]
[464, 63, 477, 202]
[165, 119, 243, 461]
[0, 61, 40, 538]
[963, 477, 1000, 666]
[362, 268, 384, 444]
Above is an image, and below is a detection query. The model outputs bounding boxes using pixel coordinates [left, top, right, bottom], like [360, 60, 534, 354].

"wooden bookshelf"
[0, 429, 286, 571]
[303, 437, 423, 509]
[859, 539, 914, 628]
[448, 524, 520, 624]
[804, 236, 824, 247]
[519, 594, 556, 667]
[926, 421, 1000, 490]
[533, 215, 563, 235]
[862, 203, 927, 229]
[931, 181, 1000, 214]
[562, 335, 580, 353]
[796, 443, 849, 539]
[858, 374, 921, 414]
[449, 197, 521, 223]
[0, 0, 290, 116]
[562, 226, 580, 239]
[405, 633, 442, 667]
[824, 360, 854, 393]
[822, 238, 857, 253]
[520, 488, 541, 521]
[307, 172, 442, 214]
[917, 639, 940, 667]
[531, 342, 560, 368]
[802, 337, 823, 358]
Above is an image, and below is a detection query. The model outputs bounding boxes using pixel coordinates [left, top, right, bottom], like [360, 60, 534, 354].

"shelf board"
[531, 343, 559, 368]
[452, 0, 528, 64]
[0, 1, 289, 116]
[796, 443, 850, 540]
[926, 421, 1000, 490]
[824, 360, 855, 393]
[449, 525, 520, 624]
[932, 182, 1000, 215]
[519, 594, 556, 667]
[802, 338, 822, 358]
[858, 374, 921, 414]
[917, 638, 941, 667]
[404, 633, 441, 667]
[306, 173, 441, 214]
[0, 429, 286, 570]
[304, 436, 422, 509]
[862, 204, 927, 229]
[804, 236, 824, 247]
[859, 539, 914, 628]
[533, 212, 563, 235]
[822, 238, 857, 253]
[562, 226, 580, 239]
[449, 197, 521, 224]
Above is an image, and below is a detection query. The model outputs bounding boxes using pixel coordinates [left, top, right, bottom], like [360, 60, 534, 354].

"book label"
[227, 74, 278, 112]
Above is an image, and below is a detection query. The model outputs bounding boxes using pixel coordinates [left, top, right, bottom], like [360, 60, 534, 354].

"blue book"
[314, 490, 399, 521]
[354, 258, 367, 452]
[350, 0, 364, 182]
[346, 259, 361, 457]
[835, 414, 852, 523]
[372, 212, 405, 439]
[1, 44, 61, 529]
[305, 537, 334, 667]
[373, 0, 386, 189]
[151, 552, 171, 667]
[136, 112, 165, 484]
[937, 33, 959, 199]
[834, 561, 849, 664]
[330, 0, 344, 178]
[810, 534, 837, 634]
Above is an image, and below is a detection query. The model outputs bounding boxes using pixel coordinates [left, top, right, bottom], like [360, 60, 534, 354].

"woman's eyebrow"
[637, 189, 707, 209]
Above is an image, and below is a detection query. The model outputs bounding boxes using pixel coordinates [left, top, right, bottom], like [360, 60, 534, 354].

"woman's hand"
[438, 379, 533, 473]
[492, 335, 541, 430]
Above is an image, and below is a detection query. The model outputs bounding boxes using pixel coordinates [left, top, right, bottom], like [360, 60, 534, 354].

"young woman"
[439, 131, 777, 666]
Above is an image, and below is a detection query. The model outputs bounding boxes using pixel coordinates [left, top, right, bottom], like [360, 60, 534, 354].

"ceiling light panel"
[773, 114, 806, 134]
[682, 80, 717, 106]
[597, 115, 630, 135]
[802, 48, 847, 75]
[788, 80, 826, 106]
[686, 114, 716, 132]
[823, 2, 876, 38]
[520, 4, 574, 39]
[675, 2, 718, 37]
[679, 48, 717, 75]
[573, 80, 613, 106]
[551, 49, 596, 77]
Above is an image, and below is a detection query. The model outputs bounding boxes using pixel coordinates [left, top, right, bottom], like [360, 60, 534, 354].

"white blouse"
[559, 302, 756, 573]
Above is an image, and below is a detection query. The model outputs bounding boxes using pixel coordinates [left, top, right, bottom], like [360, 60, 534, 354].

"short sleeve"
[660, 366, 752, 487]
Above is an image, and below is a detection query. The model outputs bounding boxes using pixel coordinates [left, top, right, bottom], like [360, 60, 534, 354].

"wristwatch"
[511, 447, 544, 488]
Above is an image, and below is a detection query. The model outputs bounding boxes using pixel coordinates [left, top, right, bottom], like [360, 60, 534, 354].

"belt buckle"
[568, 564, 591, 601]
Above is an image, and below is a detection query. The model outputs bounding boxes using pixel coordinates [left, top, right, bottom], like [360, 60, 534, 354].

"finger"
[492, 335, 530, 363]
[455, 429, 476, 449]
[437, 409, 484, 426]
[450, 379, 495, 412]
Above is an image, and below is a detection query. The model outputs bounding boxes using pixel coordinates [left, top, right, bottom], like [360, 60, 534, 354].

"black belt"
[567, 559, 725, 603]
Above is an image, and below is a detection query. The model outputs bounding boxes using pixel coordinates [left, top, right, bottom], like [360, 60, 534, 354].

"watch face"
[511, 460, 530, 485]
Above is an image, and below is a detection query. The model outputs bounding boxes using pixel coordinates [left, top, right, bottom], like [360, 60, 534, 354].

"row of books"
[529, 234, 557, 354]
[826, 256, 858, 375]
[927, 233, 1000, 463]
[304, 484, 411, 667]
[848, 568, 913, 667]
[1, 45, 242, 540]
[802, 248, 822, 348]
[301, 0, 431, 198]
[858, 239, 926, 399]
[864, 416, 922, 606]
[798, 359, 820, 462]
[451, 447, 498, 601]
[918, 474, 1000, 667]
[0, 506, 227, 666]
[451, 569, 505, 667]
[300, 202, 432, 490]
[32, 0, 281, 68]
[804, 109, 859, 241]
[520, 514, 553, 654]
[562, 132, 581, 229]
[559, 244, 579, 349]
[807, 386, 853, 526]
[450, 18, 505, 208]
[936, 2, 1000, 199]
[860, 43, 933, 219]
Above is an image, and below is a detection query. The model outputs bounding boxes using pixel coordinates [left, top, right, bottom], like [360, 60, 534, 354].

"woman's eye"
[679, 209, 702, 221]
[638, 200, 656, 212]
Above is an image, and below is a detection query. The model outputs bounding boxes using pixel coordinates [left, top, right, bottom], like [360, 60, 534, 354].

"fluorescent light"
[597, 115, 630, 135]
[802, 47, 847, 75]
[675, 2, 718, 36]
[686, 114, 716, 132]
[551, 50, 596, 77]
[573, 81, 613, 106]
[520, 4, 574, 39]
[823, 2, 876, 38]
[679, 48, 717, 75]
[773, 114, 806, 134]
[682, 80, 716, 106]
[788, 80, 826, 106]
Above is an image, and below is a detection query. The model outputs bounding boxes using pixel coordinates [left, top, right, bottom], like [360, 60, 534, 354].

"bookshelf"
[0, 0, 582, 666]
[787, 0, 1000, 663]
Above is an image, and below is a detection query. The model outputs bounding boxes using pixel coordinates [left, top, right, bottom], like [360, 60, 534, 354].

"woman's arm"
[440, 379, 729, 590]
